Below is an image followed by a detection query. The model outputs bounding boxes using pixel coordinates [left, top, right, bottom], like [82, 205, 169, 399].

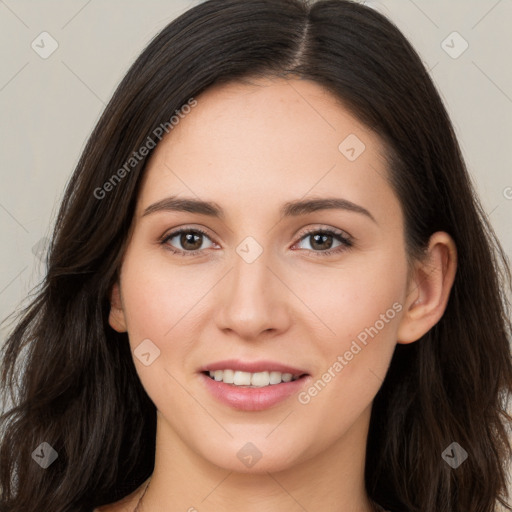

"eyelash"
[160, 226, 353, 258]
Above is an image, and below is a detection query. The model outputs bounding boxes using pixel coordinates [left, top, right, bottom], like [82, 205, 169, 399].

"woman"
[1, 1, 511, 511]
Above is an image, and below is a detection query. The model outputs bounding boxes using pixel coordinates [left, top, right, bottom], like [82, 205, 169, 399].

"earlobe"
[108, 281, 127, 333]
[397, 232, 457, 344]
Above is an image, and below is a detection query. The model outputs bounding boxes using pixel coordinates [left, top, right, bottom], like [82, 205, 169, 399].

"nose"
[215, 247, 292, 340]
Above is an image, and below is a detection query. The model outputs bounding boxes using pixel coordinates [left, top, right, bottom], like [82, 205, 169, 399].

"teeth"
[207, 369, 300, 387]
[234, 370, 252, 386]
[221, 369, 234, 383]
[269, 371, 283, 385]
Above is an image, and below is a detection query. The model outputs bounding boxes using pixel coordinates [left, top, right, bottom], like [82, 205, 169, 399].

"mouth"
[201, 369, 309, 388]
[199, 359, 310, 388]
[198, 365, 312, 411]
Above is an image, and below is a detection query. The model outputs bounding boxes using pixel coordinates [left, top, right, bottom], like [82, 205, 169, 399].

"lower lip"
[199, 372, 311, 411]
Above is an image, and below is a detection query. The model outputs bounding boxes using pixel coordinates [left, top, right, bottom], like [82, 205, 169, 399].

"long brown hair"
[1, 1, 511, 511]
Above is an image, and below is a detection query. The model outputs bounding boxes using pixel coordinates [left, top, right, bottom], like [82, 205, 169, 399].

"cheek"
[117, 251, 204, 407]
[119, 249, 211, 343]
[293, 249, 406, 412]
[295, 248, 406, 345]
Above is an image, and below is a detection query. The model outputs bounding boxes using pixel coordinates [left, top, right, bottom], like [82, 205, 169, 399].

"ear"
[397, 231, 457, 344]
[108, 281, 127, 333]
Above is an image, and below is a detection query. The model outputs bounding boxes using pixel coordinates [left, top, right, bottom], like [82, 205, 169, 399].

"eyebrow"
[142, 196, 376, 223]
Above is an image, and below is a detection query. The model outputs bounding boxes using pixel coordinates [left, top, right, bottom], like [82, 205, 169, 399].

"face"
[109, 76, 411, 473]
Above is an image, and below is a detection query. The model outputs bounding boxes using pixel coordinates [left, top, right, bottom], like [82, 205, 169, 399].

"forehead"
[136, 76, 396, 223]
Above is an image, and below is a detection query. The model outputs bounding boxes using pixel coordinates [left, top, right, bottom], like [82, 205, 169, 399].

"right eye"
[162, 228, 217, 256]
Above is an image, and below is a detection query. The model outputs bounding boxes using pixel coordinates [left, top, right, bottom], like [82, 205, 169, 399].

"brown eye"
[162, 228, 215, 255]
[295, 228, 353, 256]
[179, 231, 203, 250]
[309, 233, 335, 250]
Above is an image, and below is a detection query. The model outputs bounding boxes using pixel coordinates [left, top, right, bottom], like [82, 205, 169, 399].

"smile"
[205, 369, 304, 387]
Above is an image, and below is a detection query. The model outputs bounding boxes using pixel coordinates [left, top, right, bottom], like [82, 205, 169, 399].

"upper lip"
[199, 359, 309, 377]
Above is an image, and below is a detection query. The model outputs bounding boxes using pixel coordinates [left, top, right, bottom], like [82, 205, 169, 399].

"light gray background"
[0, 0, 511, 499]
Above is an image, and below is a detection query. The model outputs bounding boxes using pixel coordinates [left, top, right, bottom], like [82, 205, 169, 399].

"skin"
[102, 76, 457, 512]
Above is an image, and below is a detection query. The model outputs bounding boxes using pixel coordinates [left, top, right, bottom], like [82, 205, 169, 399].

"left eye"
[294, 229, 352, 253]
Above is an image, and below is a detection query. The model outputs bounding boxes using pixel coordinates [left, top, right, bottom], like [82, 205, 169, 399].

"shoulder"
[93, 496, 139, 512]
[93, 478, 150, 512]
[93, 497, 137, 512]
